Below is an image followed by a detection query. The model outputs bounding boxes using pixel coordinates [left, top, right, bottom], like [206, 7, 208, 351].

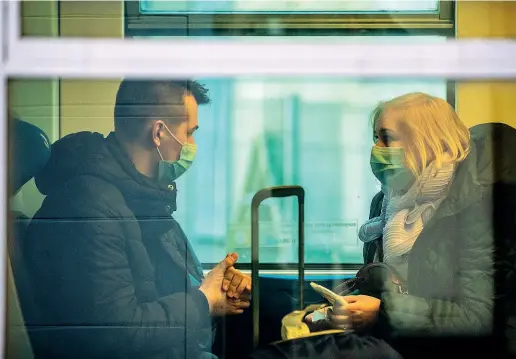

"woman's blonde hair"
[371, 92, 470, 176]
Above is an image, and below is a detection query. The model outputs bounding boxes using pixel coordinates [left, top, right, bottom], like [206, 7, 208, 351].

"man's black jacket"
[22, 132, 211, 359]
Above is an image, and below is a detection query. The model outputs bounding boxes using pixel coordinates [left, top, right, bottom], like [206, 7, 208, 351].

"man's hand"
[199, 253, 251, 316]
[223, 267, 251, 299]
[224, 297, 251, 315]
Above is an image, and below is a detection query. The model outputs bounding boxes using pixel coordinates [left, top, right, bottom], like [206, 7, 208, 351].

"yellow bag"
[280, 303, 345, 341]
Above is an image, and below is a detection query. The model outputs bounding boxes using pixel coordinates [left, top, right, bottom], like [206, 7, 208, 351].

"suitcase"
[251, 185, 306, 348]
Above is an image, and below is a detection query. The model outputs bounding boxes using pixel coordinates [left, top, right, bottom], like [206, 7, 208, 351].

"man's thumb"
[217, 252, 238, 271]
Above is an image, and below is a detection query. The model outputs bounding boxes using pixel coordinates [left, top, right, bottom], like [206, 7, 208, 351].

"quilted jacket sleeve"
[376, 192, 494, 338]
[81, 205, 212, 355]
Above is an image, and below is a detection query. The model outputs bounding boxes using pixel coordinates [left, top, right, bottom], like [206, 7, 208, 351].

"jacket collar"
[105, 132, 178, 219]
[431, 141, 485, 222]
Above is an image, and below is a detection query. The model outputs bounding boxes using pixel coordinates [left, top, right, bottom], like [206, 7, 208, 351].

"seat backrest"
[12, 118, 51, 196]
[10, 117, 51, 264]
[8, 118, 51, 359]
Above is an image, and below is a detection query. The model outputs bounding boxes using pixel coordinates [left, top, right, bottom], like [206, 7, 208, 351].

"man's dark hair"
[114, 79, 210, 140]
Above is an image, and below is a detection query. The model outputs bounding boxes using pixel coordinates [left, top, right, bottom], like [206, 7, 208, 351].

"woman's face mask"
[156, 124, 197, 184]
[370, 146, 415, 193]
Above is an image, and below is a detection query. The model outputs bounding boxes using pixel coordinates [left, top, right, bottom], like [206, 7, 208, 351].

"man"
[22, 80, 251, 359]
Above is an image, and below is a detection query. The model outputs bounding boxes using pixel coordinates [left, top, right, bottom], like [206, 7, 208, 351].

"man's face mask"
[156, 124, 197, 184]
[370, 146, 415, 193]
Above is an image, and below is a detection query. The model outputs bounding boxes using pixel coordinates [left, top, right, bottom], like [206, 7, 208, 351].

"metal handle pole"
[251, 185, 305, 348]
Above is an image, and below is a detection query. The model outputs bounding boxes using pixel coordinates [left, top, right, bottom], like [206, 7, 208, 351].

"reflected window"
[172, 75, 447, 264]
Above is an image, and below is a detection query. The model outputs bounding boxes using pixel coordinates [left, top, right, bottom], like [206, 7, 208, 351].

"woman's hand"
[305, 298, 353, 331]
[327, 297, 353, 330]
[342, 295, 381, 330]
[305, 295, 381, 332]
[304, 307, 333, 333]
[304, 307, 334, 332]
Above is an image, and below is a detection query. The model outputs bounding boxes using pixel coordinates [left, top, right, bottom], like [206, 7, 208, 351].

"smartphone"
[310, 282, 342, 305]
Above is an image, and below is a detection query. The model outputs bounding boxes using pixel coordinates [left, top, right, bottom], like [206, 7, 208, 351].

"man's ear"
[152, 120, 165, 147]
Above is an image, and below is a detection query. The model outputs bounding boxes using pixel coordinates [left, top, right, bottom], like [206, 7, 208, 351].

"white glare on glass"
[140, 0, 439, 14]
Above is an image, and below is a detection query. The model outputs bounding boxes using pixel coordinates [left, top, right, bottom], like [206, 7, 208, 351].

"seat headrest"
[12, 118, 51, 195]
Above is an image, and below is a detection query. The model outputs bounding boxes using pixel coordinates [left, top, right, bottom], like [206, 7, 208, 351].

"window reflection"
[179, 77, 447, 263]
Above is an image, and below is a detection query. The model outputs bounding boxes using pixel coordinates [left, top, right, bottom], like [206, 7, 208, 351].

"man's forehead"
[185, 94, 198, 127]
[184, 93, 198, 106]
[163, 95, 194, 116]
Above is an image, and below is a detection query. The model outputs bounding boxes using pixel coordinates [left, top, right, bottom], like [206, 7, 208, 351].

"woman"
[308, 92, 495, 355]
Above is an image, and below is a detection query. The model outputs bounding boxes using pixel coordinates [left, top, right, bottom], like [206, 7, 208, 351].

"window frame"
[2, 0, 516, 353]
[124, 0, 454, 37]
[124, 0, 456, 112]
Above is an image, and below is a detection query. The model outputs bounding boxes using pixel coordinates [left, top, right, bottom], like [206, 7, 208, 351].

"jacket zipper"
[392, 276, 408, 294]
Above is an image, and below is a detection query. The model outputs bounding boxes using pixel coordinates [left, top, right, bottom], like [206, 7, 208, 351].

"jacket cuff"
[189, 287, 212, 330]
[372, 296, 395, 341]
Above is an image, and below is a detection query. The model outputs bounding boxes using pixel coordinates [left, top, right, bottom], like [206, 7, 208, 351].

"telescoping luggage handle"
[251, 185, 305, 348]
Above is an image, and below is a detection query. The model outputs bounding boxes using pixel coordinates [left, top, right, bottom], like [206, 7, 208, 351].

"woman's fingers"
[332, 298, 351, 315]
[342, 295, 358, 303]
[352, 314, 364, 325]
[327, 308, 351, 329]
[330, 295, 381, 329]
[346, 302, 361, 311]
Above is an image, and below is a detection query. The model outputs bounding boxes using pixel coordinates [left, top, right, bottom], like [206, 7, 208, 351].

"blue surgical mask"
[157, 124, 197, 183]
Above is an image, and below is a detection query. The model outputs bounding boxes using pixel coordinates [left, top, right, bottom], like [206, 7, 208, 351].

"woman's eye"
[380, 135, 390, 145]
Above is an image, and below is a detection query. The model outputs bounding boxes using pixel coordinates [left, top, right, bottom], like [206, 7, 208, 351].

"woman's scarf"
[359, 158, 455, 261]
